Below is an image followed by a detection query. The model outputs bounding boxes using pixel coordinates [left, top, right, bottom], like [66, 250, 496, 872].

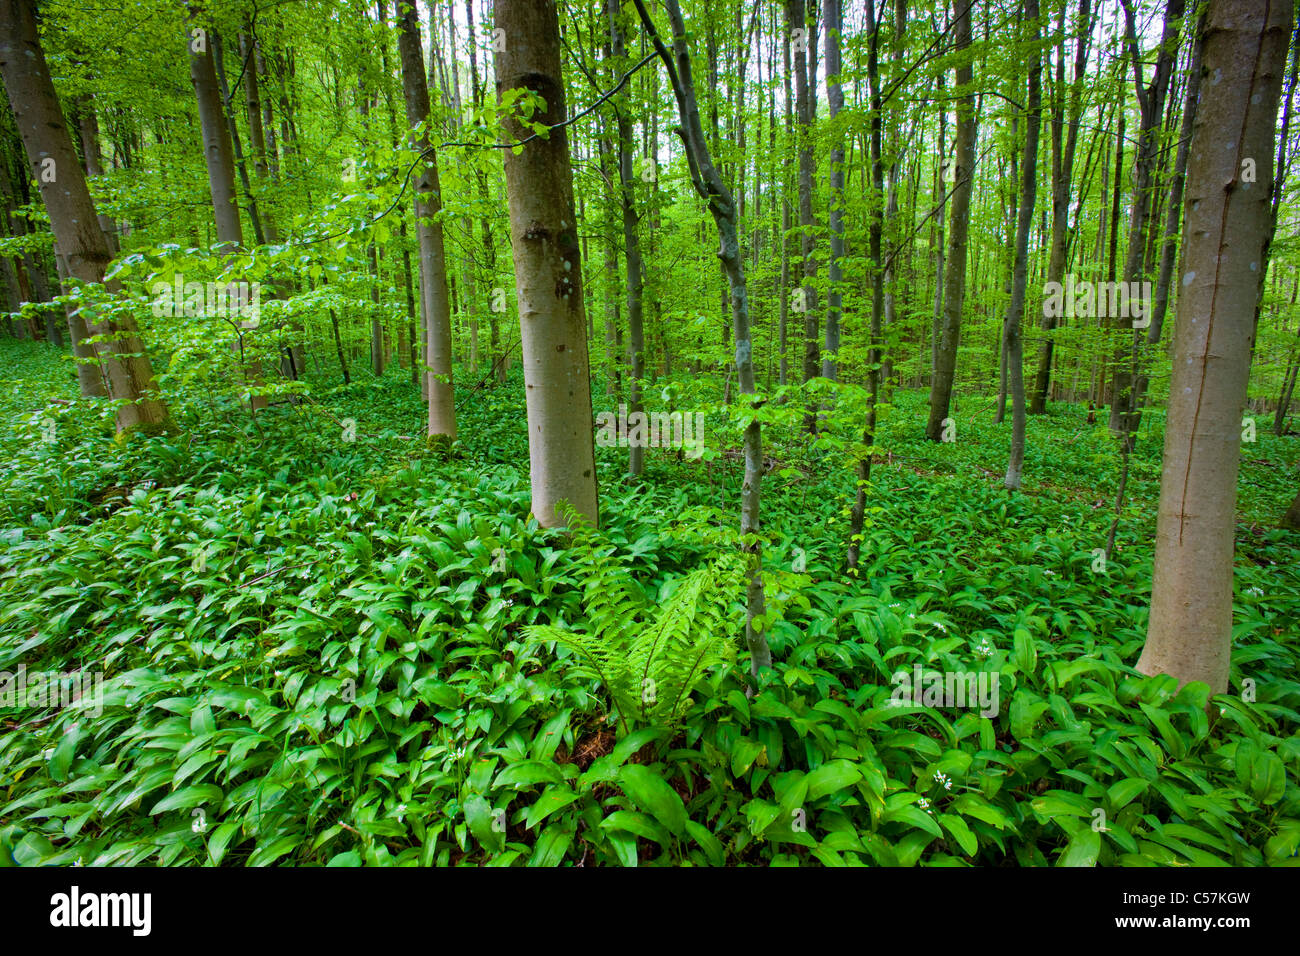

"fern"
[525, 512, 746, 735]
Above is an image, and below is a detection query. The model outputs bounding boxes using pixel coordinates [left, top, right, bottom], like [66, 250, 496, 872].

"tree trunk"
[925, 1, 974, 441]
[1130, 14, 1206, 420]
[634, 0, 771, 677]
[395, 0, 456, 442]
[0, 0, 168, 432]
[1138, 0, 1290, 692]
[1109, 0, 1185, 438]
[1030, 0, 1091, 414]
[847, 0, 885, 570]
[1003, 0, 1042, 490]
[1281, 485, 1300, 531]
[495, 0, 598, 528]
[74, 94, 120, 257]
[787, 0, 819, 430]
[188, 16, 244, 249]
[821, 0, 844, 382]
[609, 0, 645, 478]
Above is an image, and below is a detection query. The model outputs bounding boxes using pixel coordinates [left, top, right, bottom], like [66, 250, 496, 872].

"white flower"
[934, 771, 952, 790]
[1246, 586, 1263, 597]
[1044, 569, 1056, 577]
[917, 797, 931, 811]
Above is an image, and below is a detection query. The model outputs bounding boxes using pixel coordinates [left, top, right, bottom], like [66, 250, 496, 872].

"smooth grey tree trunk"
[496, 0, 598, 528]
[1138, 0, 1290, 692]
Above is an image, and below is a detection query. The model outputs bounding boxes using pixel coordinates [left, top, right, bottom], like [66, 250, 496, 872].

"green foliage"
[0, 335, 1298, 867]
[525, 512, 746, 735]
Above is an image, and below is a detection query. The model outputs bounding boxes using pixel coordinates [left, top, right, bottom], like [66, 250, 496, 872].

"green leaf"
[465, 794, 505, 852]
[1106, 778, 1148, 810]
[806, 759, 863, 801]
[939, 813, 978, 856]
[528, 823, 573, 866]
[150, 784, 223, 815]
[617, 765, 688, 837]
[1058, 828, 1101, 867]
[524, 786, 582, 829]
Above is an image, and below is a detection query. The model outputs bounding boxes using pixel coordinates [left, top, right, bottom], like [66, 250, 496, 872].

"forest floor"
[1, 337, 1297, 866]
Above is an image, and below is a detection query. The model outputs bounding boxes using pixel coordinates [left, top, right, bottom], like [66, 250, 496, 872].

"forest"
[0, 0, 1297, 878]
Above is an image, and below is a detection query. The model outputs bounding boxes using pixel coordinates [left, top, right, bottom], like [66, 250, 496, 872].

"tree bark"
[1004, 0, 1042, 490]
[0, 0, 167, 431]
[634, 0, 771, 676]
[821, 0, 844, 382]
[1030, 0, 1091, 414]
[496, 0, 598, 528]
[609, 0, 645, 478]
[787, 0, 819, 430]
[395, 0, 457, 441]
[925, 0, 974, 441]
[1109, 0, 1185, 438]
[1138, 0, 1291, 692]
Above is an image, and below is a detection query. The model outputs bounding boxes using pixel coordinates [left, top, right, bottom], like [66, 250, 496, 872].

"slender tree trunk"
[1109, 0, 1185, 438]
[1130, 14, 1206, 420]
[634, 0, 771, 676]
[1004, 0, 1042, 490]
[787, 0, 819, 430]
[821, 0, 844, 382]
[932, 70, 947, 383]
[1031, 0, 1092, 414]
[1138, 0, 1290, 692]
[74, 94, 119, 257]
[395, 0, 456, 442]
[610, 0, 645, 478]
[925, 1, 974, 441]
[847, 0, 886, 570]
[1281, 485, 1300, 530]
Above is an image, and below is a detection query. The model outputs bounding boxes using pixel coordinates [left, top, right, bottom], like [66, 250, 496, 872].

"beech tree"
[925, 0, 975, 442]
[1137, 0, 1291, 692]
[395, 0, 457, 443]
[1002, 0, 1042, 491]
[495, 0, 598, 528]
[0, 0, 168, 433]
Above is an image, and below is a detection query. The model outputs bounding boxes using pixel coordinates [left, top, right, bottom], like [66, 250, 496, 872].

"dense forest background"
[0, 0, 1297, 868]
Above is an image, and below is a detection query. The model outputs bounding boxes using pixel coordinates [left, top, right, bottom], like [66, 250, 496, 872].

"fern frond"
[528, 509, 747, 734]
[651, 556, 747, 721]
